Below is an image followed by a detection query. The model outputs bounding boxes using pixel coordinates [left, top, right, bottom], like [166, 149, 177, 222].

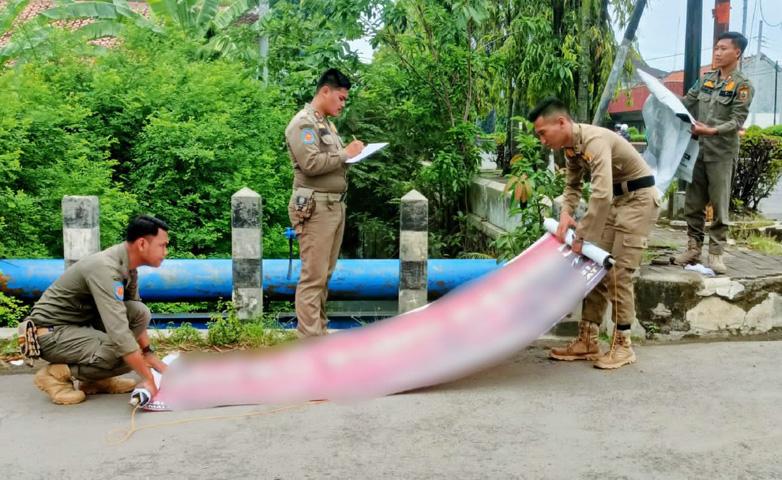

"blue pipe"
[0, 259, 501, 301]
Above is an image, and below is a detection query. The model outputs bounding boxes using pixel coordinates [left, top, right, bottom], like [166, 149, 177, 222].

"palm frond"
[0, 0, 32, 35]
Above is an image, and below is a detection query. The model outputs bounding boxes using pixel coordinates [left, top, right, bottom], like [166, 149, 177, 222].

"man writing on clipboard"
[285, 68, 364, 338]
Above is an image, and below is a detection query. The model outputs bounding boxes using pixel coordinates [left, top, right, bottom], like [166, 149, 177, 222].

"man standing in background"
[674, 32, 754, 274]
[286, 68, 364, 337]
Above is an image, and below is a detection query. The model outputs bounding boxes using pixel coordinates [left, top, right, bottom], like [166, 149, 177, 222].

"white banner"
[638, 69, 699, 193]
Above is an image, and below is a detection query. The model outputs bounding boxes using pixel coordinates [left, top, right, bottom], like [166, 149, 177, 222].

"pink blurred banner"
[144, 228, 609, 411]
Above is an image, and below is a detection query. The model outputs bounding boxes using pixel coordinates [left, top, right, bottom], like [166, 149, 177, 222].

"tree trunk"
[577, 0, 591, 122]
[503, 0, 515, 173]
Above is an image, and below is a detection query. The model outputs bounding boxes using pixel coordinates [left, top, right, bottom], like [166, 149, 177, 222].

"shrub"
[0, 290, 28, 328]
[762, 125, 782, 138]
[732, 130, 782, 212]
[0, 58, 136, 257]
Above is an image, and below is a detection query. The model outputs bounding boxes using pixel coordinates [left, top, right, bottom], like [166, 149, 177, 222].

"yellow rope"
[609, 266, 619, 354]
[107, 400, 326, 445]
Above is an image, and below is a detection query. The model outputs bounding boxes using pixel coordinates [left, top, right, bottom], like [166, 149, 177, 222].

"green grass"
[0, 335, 18, 357]
[744, 234, 782, 256]
[151, 302, 298, 354]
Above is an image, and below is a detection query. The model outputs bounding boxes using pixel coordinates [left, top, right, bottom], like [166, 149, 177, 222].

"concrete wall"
[743, 54, 781, 128]
[634, 268, 782, 338]
[468, 177, 521, 235]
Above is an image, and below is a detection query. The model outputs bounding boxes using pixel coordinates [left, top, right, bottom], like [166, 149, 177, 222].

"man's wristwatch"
[142, 344, 156, 356]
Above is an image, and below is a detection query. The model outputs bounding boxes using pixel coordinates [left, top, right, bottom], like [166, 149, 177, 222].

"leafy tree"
[0, 0, 55, 65]
[0, 27, 295, 259]
[257, 0, 372, 102]
[732, 127, 782, 212]
[0, 47, 137, 257]
[477, 0, 633, 171]
[494, 120, 564, 259]
[5, 0, 259, 63]
[87, 29, 294, 256]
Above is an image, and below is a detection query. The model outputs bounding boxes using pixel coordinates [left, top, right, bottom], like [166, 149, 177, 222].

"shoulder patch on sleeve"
[738, 85, 750, 101]
[113, 281, 124, 301]
[301, 129, 317, 145]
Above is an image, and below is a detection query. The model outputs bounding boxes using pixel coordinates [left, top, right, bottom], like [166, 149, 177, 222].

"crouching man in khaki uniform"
[286, 68, 364, 337]
[21, 215, 170, 404]
[529, 98, 659, 369]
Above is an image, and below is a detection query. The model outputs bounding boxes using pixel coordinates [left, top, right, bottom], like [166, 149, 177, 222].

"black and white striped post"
[231, 188, 263, 320]
[398, 189, 428, 314]
[62, 196, 100, 268]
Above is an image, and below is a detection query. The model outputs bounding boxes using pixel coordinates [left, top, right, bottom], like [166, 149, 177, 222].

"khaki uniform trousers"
[582, 187, 659, 327]
[37, 301, 150, 381]
[684, 156, 733, 255]
[288, 195, 346, 337]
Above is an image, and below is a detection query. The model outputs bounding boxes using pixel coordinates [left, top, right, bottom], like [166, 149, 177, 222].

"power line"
[748, 0, 759, 53]
[646, 46, 713, 62]
[760, 0, 782, 28]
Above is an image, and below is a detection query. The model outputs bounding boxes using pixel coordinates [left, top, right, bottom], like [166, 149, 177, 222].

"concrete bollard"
[668, 191, 687, 220]
[398, 189, 428, 314]
[231, 188, 263, 320]
[62, 196, 100, 268]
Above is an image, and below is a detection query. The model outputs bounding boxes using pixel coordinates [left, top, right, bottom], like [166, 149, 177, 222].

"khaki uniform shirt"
[285, 103, 348, 193]
[562, 123, 653, 243]
[682, 68, 754, 162]
[28, 243, 141, 356]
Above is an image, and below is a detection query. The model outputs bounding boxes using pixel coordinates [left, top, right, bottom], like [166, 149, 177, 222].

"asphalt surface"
[1, 341, 780, 479]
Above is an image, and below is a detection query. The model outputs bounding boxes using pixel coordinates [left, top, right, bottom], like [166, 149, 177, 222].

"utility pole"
[680, 0, 703, 196]
[741, 0, 747, 35]
[775, 61, 779, 125]
[257, 0, 270, 85]
[757, 20, 763, 57]
[684, 0, 703, 95]
[577, 0, 592, 122]
[712, 0, 730, 45]
[591, 0, 647, 125]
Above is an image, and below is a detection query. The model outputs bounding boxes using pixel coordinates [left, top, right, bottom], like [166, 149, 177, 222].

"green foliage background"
[3, 0, 778, 328]
[0, 29, 294, 259]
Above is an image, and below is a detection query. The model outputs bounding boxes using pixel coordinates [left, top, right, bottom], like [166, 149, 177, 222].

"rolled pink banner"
[144, 229, 608, 411]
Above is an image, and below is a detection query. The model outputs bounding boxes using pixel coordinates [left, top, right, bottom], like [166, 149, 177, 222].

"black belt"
[613, 175, 655, 196]
[312, 191, 347, 202]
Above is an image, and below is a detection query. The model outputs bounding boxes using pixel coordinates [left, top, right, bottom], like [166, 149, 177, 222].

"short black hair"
[527, 97, 571, 123]
[717, 31, 748, 55]
[126, 215, 169, 242]
[316, 68, 352, 92]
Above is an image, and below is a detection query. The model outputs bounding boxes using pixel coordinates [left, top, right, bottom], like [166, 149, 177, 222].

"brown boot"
[550, 322, 601, 361]
[80, 376, 136, 395]
[34, 364, 86, 405]
[708, 253, 727, 275]
[673, 238, 702, 266]
[594, 329, 636, 369]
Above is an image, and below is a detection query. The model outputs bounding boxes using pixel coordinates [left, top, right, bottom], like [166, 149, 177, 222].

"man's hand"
[571, 237, 584, 255]
[691, 121, 717, 137]
[556, 210, 577, 243]
[123, 349, 156, 394]
[145, 353, 168, 374]
[344, 139, 365, 159]
[139, 378, 158, 398]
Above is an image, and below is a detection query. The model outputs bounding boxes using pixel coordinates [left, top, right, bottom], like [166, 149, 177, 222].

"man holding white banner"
[674, 32, 754, 274]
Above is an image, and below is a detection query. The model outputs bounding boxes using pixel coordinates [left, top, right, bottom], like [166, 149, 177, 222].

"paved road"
[759, 180, 782, 221]
[1, 341, 780, 480]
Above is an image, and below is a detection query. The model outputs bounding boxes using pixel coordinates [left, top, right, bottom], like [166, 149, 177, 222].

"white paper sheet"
[345, 142, 389, 164]
[638, 69, 699, 193]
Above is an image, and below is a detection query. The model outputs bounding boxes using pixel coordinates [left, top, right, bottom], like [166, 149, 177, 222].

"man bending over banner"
[528, 98, 659, 369]
[19, 215, 170, 404]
